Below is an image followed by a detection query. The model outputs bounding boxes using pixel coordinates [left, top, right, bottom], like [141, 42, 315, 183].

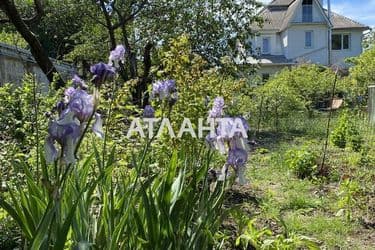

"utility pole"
[328, 0, 332, 65]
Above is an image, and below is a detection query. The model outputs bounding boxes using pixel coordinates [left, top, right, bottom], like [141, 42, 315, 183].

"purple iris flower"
[227, 148, 248, 167]
[227, 147, 248, 185]
[109, 45, 126, 67]
[56, 101, 65, 116]
[90, 62, 116, 86]
[238, 116, 250, 133]
[206, 113, 250, 185]
[72, 74, 88, 89]
[152, 80, 177, 101]
[45, 112, 81, 164]
[143, 105, 155, 118]
[64, 87, 76, 98]
[209, 97, 225, 118]
[67, 89, 94, 123]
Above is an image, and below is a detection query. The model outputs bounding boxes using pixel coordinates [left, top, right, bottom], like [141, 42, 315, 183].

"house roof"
[327, 11, 369, 30]
[268, 0, 295, 6]
[255, 0, 368, 32]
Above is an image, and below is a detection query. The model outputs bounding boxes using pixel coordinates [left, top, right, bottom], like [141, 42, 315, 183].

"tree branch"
[112, 0, 148, 29]
[98, 0, 116, 50]
[0, 0, 64, 88]
[0, 0, 44, 25]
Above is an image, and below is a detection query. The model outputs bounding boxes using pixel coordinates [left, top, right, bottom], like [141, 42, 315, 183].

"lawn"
[231, 111, 375, 249]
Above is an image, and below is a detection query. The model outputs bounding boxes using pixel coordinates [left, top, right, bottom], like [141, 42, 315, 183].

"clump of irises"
[206, 97, 250, 185]
[45, 75, 101, 165]
[45, 45, 124, 165]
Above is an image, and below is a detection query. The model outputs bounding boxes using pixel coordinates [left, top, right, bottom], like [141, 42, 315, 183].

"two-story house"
[250, 0, 369, 79]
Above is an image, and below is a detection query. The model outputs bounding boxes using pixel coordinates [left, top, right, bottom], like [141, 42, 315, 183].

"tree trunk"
[0, 0, 64, 89]
[99, 0, 116, 50]
[134, 43, 153, 107]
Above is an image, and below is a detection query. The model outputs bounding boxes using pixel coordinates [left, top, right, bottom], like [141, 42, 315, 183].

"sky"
[259, 0, 375, 28]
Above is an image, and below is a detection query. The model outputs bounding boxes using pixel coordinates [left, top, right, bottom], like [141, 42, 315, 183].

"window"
[332, 34, 351, 50]
[305, 31, 313, 48]
[343, 34, 350, 49]
[332, 34, 341, 50]
[302, 0, 313, 22]
[262, 37, 270, 54]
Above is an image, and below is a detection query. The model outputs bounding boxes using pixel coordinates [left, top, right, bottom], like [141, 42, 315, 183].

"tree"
[65, 0, 263, 105]
[0, 0, 64, 88]
[1, 0, 263, 101]
[363, 29, 375, 50]
[345, 47, 375, 100]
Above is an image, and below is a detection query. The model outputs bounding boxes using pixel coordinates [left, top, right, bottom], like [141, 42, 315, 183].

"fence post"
[369, 85, 375, 125]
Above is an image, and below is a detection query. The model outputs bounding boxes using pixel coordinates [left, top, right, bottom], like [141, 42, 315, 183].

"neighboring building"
[250, 0, 369, 78]
[0, 42, 74, 86]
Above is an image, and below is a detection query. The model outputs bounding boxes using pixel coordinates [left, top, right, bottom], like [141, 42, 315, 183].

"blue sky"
[260, 0, 375, 28]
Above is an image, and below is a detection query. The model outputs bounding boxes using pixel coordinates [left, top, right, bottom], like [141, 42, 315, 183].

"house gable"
[287, 0, 331, 29]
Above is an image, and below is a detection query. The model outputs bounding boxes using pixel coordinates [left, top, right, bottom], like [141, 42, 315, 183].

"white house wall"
[331, 29, 364, 64]
[286, 24, 329, 65]
[252, 32, 283, 55]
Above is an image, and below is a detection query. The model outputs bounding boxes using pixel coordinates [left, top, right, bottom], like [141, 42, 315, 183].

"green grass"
[244, 111, 375, 249]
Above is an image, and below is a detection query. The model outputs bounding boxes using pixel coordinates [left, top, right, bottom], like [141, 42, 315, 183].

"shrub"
[285, 147, 319, 179]
[331, 112, 363, 152]
[267, 64, 336, 112]
[346, 47, 375, 103]
[247, 79, 306, 130]
[337, 179, 360, 221]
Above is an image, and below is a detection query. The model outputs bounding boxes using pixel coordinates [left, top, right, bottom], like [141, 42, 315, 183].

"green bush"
[285, 147, 319, 179]
[331, 112, 363, 152]
[267, 64, 336, 112]
[345, 47, 375, 104]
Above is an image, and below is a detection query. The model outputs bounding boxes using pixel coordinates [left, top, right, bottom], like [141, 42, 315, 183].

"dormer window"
[302, 0, 313, 22]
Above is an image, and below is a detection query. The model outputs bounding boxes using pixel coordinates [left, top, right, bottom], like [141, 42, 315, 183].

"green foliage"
[0, 44, 234, 247]
[331, 111, 363, 151]
[285, 146, 319, 179]
[0, 30, 27, 48]
[240, 64, 339, 133]
[248, 78, 305, 130]
[363, 30, 375, 50]
[336, 179, 360, 221]
[344, 47, 375, 104]
[148, 35, 248, 152]
[0, 75, 59, 183]
[235, 218, 319, 250]
[268, 64, 336, 111]
[157, 35, 247, 118]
